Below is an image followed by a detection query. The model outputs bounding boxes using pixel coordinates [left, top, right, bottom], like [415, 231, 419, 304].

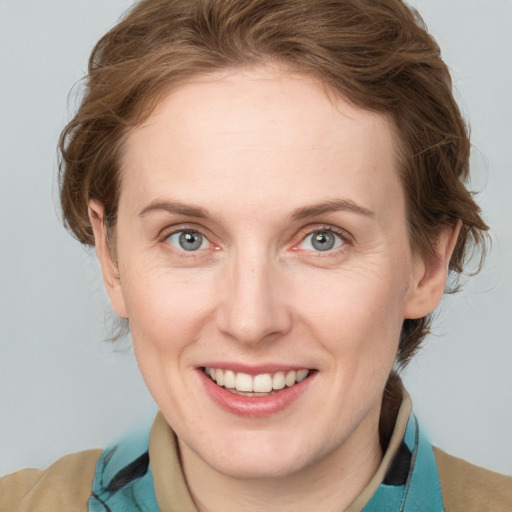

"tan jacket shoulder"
[0, 449, 101, 512]
[434, 447, 512, 512]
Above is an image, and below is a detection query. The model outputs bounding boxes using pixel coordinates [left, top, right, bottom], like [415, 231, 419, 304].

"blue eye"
[301, 230, 344, 252]
[166, 230, 209, 251]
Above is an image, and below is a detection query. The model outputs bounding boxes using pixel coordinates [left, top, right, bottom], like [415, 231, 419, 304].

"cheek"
[120, 265, 215, 352]
[120, 269, 216, 404]
[296, 261, 409, 355]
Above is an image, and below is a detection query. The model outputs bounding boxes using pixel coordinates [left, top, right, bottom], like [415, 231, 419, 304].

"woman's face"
[95, 66, 435, 479]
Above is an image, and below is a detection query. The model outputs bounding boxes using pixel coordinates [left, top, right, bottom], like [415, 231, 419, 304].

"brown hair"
[59, 0, 489, 367]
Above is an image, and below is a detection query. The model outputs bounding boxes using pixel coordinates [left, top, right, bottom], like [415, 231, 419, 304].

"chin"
[192, 427, 330, 480]
[211, 449, 311, 480]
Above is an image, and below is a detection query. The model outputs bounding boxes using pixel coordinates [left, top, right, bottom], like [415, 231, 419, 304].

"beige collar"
[346, 388, 412, 511]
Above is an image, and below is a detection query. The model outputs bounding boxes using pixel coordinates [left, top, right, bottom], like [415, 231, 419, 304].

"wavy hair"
[59, 0, 489, 367]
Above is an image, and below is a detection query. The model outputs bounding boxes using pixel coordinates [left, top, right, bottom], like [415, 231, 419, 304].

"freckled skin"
[90, 66, 456, 512]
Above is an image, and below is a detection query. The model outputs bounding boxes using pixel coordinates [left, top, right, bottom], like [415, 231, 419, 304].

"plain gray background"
[1, 0, 511, 476]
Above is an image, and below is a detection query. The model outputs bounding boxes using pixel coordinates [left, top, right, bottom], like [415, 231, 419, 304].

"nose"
[216, 250, 292, 346]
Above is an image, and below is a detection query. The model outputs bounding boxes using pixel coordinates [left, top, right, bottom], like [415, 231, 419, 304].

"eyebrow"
[138, 200, 210, 219]
[138, 197, 374, 221]
[290, 198, 375, 220]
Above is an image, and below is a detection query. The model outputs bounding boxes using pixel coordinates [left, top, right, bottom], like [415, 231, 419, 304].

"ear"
[88, 200, 128, 319]
[403, 220, 462, 319]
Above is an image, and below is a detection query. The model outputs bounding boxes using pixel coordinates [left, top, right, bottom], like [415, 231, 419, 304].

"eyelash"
[159, 225, 216, 258]
[159, 224, 351, 256]
[295, 225, 350, 255]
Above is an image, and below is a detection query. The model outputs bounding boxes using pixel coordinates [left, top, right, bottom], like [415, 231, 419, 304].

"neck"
[179, 408, 383, 512]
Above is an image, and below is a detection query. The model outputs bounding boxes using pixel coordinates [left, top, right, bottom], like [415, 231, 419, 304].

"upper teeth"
[205, 367, 310, 393]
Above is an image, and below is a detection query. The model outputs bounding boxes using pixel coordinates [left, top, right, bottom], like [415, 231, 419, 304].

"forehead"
[119, 66, 403, 222]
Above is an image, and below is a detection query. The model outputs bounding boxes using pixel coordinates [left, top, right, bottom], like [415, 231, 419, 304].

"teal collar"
[362, 413, 444, 511]
[89, 425, 159, 512]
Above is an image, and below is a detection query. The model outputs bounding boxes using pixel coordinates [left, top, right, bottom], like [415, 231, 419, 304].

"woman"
[1, 0, 510, 510]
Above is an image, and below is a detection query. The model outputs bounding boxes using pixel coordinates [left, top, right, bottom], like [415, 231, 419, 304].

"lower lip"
[198, 369, 315, 418]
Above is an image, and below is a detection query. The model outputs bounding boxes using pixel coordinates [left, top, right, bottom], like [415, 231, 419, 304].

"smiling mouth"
[202, 367, 311, 396]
